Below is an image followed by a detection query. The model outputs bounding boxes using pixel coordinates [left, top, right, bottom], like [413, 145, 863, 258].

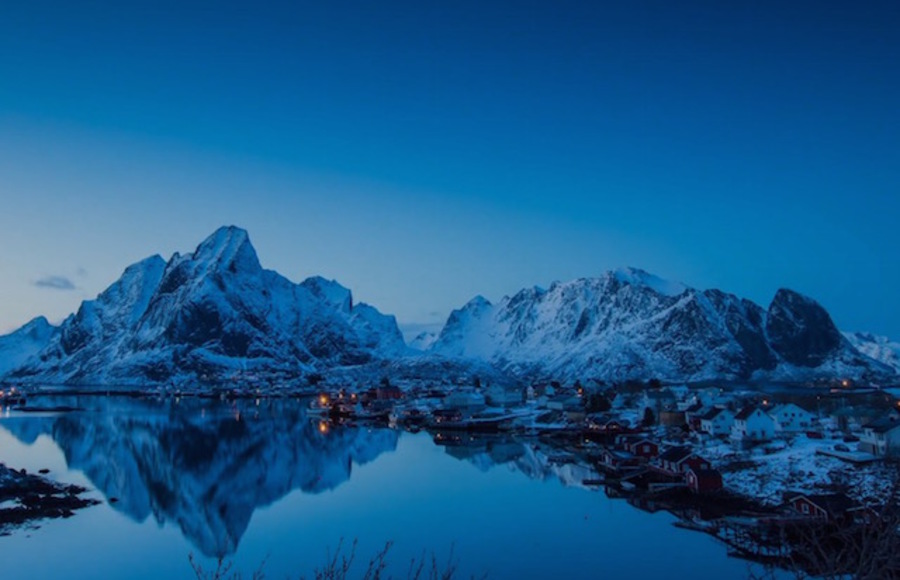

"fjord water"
[0, 397, 769, 579]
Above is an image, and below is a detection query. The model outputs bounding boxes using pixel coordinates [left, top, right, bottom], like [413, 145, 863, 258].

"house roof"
[734, 406, 761, 421]
[684, 402, 704, 413]
[863, 416, 900, 434]
[700, 408, 725, 421]
[603, 449, 636, 460]
[769, 403, 812, 416]
[658, 446, 693, 463]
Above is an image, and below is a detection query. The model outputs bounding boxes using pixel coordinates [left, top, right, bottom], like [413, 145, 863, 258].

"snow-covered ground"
[687, 432, 893, 505]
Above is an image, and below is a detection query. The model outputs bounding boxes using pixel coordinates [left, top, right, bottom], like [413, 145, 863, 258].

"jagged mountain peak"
[190, 225, 260, 275]
[0, 316, 56, 376]
[766, 288, 842, 367]
[300, 276, 353, 313]
[607, 267, 688, 297]
[17, 315, 54, 337]
[3, 227, 405, 385]
[465, 295, 493, 308]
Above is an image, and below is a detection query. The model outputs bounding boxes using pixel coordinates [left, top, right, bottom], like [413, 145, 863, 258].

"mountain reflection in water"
[1, 396, 399, 557]
[0, 396, 785, 580]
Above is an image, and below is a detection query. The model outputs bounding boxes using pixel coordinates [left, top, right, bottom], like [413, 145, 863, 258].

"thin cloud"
[33, 275, 77, 291]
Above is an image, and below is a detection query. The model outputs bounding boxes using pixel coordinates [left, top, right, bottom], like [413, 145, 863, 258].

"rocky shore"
[0, 464, 99, 534]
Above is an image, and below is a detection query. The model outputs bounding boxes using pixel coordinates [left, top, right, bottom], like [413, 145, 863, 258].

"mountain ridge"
[0, 230, 895, 386]
[3, 226, 406, 386]
[428, 269, 895, 383]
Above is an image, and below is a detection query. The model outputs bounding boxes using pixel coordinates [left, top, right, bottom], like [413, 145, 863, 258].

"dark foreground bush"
[190, 538, 482, 580]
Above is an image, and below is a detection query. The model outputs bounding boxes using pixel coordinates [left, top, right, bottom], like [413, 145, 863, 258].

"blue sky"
[0, 0, 898, 338]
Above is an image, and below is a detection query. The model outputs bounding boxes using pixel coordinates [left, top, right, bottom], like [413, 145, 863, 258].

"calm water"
[0, 396, 775, 579]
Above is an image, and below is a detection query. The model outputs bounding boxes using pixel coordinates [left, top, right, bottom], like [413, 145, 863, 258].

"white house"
[642, 389, 678, 413]
[859, 417, 900, 456]
[444, 390, 486, 410]
[485, 385, 524, 407]
[768, 403, 815, 432]
[700, 408, 735, 436]
[547, 394, 582, 412]
[731, 406, 775, 442]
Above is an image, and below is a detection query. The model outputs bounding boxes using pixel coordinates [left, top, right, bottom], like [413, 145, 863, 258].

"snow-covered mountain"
[429, 268, 895, 383]
[408, 330, 438, 351]
[844, 332, 900, 374]
[1, 230, 894, 386]
[0, 316, 56, 376]
[0, 397, 398, 556]
[3, 226, 406, 385]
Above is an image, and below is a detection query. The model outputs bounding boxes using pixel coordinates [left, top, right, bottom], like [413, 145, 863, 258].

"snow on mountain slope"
[4, 226, 406, 386]
[430, 270, 895, 383]
[844, 332, 900, 373]
[0, 316, 56, 376]
[408, 331, 438, 351]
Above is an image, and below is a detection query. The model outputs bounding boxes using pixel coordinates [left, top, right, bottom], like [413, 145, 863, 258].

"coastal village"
[296, 374, 900, 564]
[5, 377, 900, 510]
[3, 376, 900, 571]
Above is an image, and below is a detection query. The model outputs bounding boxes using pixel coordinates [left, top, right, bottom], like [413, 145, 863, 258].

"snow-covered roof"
[863, 416, 900, 434]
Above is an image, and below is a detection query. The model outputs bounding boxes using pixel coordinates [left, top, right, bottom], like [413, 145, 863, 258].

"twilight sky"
[1, 0, 898, 339]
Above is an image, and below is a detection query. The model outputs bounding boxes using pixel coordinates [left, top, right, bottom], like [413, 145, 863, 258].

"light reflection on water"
[0, 396, 778, 579]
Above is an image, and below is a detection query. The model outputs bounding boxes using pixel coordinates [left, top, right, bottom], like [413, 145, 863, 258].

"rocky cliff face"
[766, 288, 843, 367]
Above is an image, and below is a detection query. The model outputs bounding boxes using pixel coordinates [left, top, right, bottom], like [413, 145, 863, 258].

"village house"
[685, 467, 723, 494]
[614, 435, 659, 459]
[768, 403, 815, 432]
[683, 402, 706, 431]
[586, 414, 629, 434]
[374, 384, 403, 400]
[598, 448, 645, 474]
[546, 394, 582, 412]
[785, 493, 862, 522]
[443, 390, 486, 410]
[642, 389, 678, 413]
[659, 409, 687, 427]
[699, 408, 735, 437]
[731, 406, 775, 442]
[431, 408, 463, 424]
[485, 385, 524, 407]
[859, 417, 900, 456]
[653, 447, 712, 476]
[692, 387, 727, 408]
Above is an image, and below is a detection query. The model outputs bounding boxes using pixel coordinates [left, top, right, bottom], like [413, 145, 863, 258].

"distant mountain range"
[428, 268, 897, 383]
[0, 227, 896, 386]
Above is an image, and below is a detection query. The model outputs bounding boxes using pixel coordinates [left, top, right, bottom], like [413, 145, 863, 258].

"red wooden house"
[654, 446, 712, 476]
[685, 467, 723, 494]
[786, 493, 862, 522]
[598, 448, 644, 474]
[621, 437, 659, 459]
